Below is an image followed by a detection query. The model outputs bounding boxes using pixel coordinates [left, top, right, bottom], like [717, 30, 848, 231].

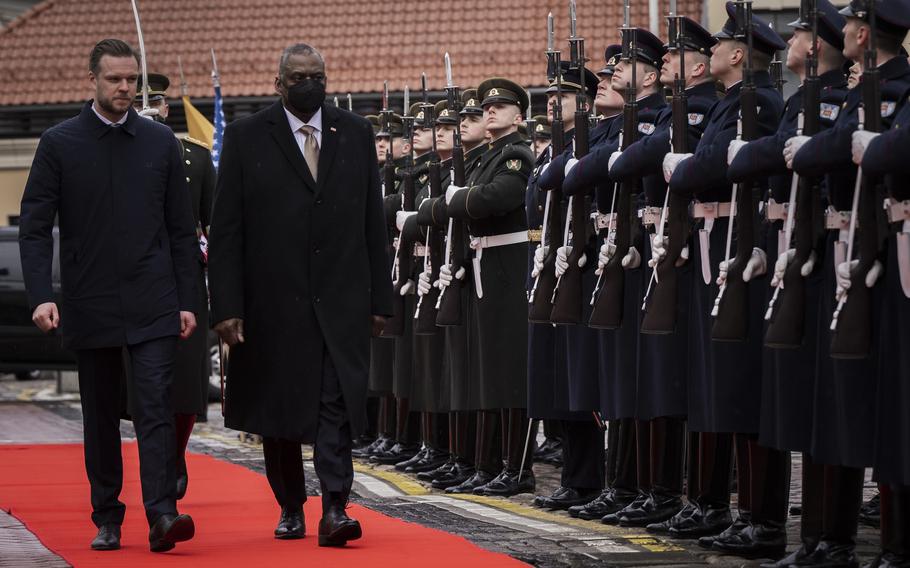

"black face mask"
[286, 79, 326, 114]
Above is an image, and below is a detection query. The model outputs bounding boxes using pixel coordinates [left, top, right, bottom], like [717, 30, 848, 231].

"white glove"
[678, 245, 690, 267]
[783, 135, 810, 170]
[621, 246, 641, 269]
[445, 184, 467, 205]
[439, 263, 466, 287]
[564, 157, 579, 177]
[836, 259, 883, 294]
[555, 246, 571, 277]
[137, 107, 160, 120]
[742, 247, 768, 282]
[771, 249, 817, 287]
[716, 259, 731, 288]
[649, 235, 667, 268]
[396, 210, 417, 231]
[596, 242, 616, 275]
[608, 151, 622, 173]
[417, 269, 433, 296]
[727, 139, 747, 166]
[531, 245, 549, 278]
[662, 152, 692, 183]
[399, 279, 415, 296]
[851, 130, 880, 166]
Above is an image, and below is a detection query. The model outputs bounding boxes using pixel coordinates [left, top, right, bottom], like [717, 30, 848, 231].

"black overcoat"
[19, 102, 198, 350]
[208, 101, 394, 442]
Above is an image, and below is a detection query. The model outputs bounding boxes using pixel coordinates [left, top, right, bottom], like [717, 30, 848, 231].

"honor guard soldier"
[608, 16, 719, 532]
[444, 78, 535, 496]
[727, 1, 849, 560]
[528, 61, 606, 511]
[417, 88, 491, 490]
[663, 1, 786, 547]
[530, 115, 552, 158]
[856, 28, 910, 566]
[128, 72, 215, 503]
[787, 1, 910, 565]
[356, 113, 410, 460]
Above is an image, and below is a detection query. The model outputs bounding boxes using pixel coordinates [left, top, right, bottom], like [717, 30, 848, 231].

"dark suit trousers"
[263, 347, 354, 513]
[77, 336, 178, 527]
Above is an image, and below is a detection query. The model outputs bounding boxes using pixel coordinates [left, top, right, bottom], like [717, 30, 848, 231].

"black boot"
[474, 408, 534, 497]
[446, 411, 499, 494]
[646, 501, 699, 534]
[567, 487, 639, 520]
[698, 511, 751, 549]
[618, 491, 684, 526]
[534, 486, 602, 510]
[603, 492, 648, 524]
[318, 493, 361, 547]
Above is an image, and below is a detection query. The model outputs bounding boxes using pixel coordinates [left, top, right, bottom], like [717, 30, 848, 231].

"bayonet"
[129, 0, 151, 114]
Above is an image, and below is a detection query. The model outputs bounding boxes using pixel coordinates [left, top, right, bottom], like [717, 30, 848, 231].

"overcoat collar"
[266, 100, 341, 193]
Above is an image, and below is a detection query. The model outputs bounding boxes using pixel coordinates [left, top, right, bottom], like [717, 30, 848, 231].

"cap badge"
[488, 88, 500, 97]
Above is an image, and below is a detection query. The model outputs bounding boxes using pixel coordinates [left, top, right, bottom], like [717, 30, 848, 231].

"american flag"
[211, 49, 226, 170]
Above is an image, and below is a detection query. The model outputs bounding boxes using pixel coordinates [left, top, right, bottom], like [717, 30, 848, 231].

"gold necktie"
[299, 124, 319, 181]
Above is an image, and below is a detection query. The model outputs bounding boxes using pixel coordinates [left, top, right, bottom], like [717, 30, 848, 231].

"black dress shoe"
[405, 448, 451, 473]
[370, 442, 420, 465]
[148, 513, 195, 552]
[712, 522, 787, 559]
[568, 487, 639, 520]
[669, 505, 733, 539]
[760, 544, 816, 567]
[417, 458, 456, 481]
[318, 503, 362, 547]
[274, 507, 305, 539]
[798, 540, 859, 568]
[697, 513, 750, 549]
[534, 486, 571, 508]
[646, 501, 698, 533]
[546, 487, 602, 510]
[533, 437, 562, 461]
[394, 446, 429, 471]
[618, 493, 683, 527]
[871, 552, 910, 568]
[603, 492, 648, 524]
[539, 447, 564, 466]
[90, 524, 121, 551]
[433, 462, 477, 490]
[473, 469, 535, 497]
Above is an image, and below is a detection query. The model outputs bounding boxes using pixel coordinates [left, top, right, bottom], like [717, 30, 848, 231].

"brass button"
[185, 159, 191, 165]
[186, 177, 191, 182]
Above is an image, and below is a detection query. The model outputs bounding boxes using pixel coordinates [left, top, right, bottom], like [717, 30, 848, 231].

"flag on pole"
[182, 95, 215, 147]
[211, 49, 226, 170]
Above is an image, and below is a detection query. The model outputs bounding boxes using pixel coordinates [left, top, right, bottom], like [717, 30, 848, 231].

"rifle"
[383, 86, 417, 337]
[130, 0, 154, 119]
[528, 11, 567, 322]
[710, 0, 759, 341]
[415, 73, 444, 334]
[640, 0, 692, 334]
[436, 53, 468, 326]
[764, 0, 819, 347]
[830, 1, 880, 358]
[589, 0, 637, 329]
[771, 55, 786, 95]
[380, 82, 397, 199]
[551, 0, 591, 325]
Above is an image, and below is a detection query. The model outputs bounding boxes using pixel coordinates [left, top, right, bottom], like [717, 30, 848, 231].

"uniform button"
[185, 159, 191, 165]
[313, 247, 321, 255]
[186, 177, 191, 182]
[313, 296, 320, 303]
[315, 198, 323, 205]
[538, 205, 544, 212]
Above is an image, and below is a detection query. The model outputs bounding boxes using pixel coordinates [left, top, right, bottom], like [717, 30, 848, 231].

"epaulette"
[181, 135, 211, 150]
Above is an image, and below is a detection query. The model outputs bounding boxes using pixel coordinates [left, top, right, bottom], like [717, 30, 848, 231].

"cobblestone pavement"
[0, 374, 882, 567]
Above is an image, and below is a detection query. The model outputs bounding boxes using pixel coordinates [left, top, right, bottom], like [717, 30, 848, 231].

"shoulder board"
[181, 135, 211, 150]
[819, 102, 840, 122]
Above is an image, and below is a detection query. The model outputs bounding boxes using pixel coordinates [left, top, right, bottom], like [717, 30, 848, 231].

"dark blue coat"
[791, 56, 910, 467]
[19, 102, 199, 350]
[669, 72, 785, 433]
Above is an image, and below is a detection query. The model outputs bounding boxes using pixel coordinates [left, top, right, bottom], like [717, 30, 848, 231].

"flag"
[182, 95, 214, 147]
[212, 83, 226, 170]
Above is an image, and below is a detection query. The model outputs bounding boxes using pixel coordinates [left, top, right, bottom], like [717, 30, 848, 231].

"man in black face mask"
[208, 44, 394, 547]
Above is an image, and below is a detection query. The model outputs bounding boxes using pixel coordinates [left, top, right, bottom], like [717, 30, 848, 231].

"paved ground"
[0, 374, 882, 567]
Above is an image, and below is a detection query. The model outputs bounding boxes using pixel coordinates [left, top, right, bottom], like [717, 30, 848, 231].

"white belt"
[638, 206, 664, 228]
[765, 198, 789, 222]
[691, 201, 733, 220]
[885, 198, 910, 224]
[469, 230, 529, 298]
[592, 211, 616, 231]
[825, 206, 853, 231]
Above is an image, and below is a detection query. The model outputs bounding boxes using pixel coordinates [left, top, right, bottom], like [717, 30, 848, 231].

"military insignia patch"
[488, 88, 500, 97]
[467, 98, 477, 106]
[819, 103, 840, 121]
[506, 159, 521, 171]
[688, 113, 705, 125]
[419, 174, 428, 184]
[638, 122, 656, 135]
[881, 101, 896, 118]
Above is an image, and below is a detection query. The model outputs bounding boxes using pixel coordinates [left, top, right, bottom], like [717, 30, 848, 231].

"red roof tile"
[0, 0, 702, 107]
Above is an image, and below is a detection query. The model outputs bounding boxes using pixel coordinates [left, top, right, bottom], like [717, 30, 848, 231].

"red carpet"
[0, 444, 525, 567]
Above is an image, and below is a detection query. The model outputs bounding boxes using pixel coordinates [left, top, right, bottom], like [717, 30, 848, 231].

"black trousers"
[77, 336, 178, 527]
[263, 347, 354, 513]
[560, 419, 605, 491]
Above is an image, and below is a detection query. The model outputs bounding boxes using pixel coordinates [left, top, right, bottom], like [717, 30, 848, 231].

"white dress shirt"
[92, 103, 128, 126]
[283, 106, 323, 156]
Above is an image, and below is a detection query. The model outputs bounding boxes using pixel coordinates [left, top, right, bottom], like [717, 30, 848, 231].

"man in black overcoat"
[207, 43, 393, 546]
[18, 39, 199, 553]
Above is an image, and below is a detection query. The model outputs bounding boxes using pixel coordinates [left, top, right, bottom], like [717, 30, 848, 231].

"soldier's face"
[533, 138, 550, 158]
[412, 127, 434, 153]
[611, 61, 656, 94]
[90, 55, 139, 116]
[546, 93, 575, 123]
[436, 125, 456, 152]
[375, 136, 389, 161]
[133, 98, 169, 121]
[842, 19, 864, 62]
[460, 115, 486, 145]
[483, 103, 522, 135]
[392, 138, 411, 160]
[847, 61, 861, 89]
[709, 40, 740, 81]
[594, 75, 624, 113]
[786, 30, 814, 72]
